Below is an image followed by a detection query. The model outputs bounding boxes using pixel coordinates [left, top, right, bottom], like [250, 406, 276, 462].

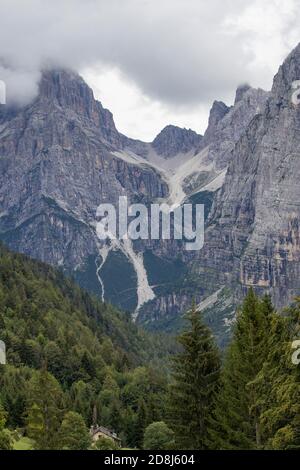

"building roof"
[90, 425, 121, 442]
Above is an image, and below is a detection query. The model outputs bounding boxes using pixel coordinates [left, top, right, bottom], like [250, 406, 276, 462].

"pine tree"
[209, 290, 274, 449]
[257, 301, 300, 449]
[108, 400, 122, 434]
[0, 402, 13, 450]
[26, 366, 64, 449]
[134, 399, 148, 449]
[168, 302, 220, 449]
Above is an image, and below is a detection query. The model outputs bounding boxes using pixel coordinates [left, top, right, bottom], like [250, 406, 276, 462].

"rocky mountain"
[203, 43, 300, 310]
[0, 71, 164, 275]
[1, 42, 298, 345]
[142, 43, 300, 343]
[137, 45, 300, 344]
[152, 125, 202, 158]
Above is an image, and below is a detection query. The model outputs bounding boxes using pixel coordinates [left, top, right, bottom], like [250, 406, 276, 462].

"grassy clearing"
[13, 436, 34, 450]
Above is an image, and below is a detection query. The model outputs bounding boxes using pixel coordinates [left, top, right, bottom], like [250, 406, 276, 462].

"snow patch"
[95, 239, 155, 318]
[101, 146, 228, 319]
[95, 243, 112, 303]
[118, 239, 155, 321]
[199, 169, 227, 192]
[224, 313, 236, 328]
[113, 145, 216, 208]
[196, 287, 224, 312]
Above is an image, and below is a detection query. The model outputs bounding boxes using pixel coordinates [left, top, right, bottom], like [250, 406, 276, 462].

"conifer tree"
[135, 399, 148, 449]
[257, 301, 300, 449]
[26, 366, 64, 449]
[168, 302, 220, 449]
[208, 290, 274, 449]
[0, 403, 13, 450]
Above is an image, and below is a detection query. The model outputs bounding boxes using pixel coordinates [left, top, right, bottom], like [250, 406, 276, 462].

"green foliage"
[143, 421, 174, 450]
[26, 366, 64, 449]
[0, 402, 13, 450]
[257, 300, 300, 449]
[0, 243, 169, 449]
[60, 411, 91, 450]
[94, 436, 119, 450]
[0, 243, 299, 451]
[13, 436, 34, 450]
[0, 428, 13, 450]
[168, 302, 221, 449]
[209, 290, 300, 451]
[208, 290, 273, 449]
[134, 399, 148, 449]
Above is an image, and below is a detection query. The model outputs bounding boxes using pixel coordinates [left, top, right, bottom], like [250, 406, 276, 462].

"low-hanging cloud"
[0, 0, 299, 107]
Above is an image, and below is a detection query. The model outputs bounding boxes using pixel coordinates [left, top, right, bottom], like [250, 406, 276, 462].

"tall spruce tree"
[257, 300, 300, 449]
[135, 399, 148, 449]
[208, 290, 274, 449]
[26, 366, 64, 449]
[168, 302, 220, 449]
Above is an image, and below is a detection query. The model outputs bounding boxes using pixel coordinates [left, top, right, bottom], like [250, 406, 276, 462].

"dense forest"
[0, 243, 299, 450]
[0, 243, 173, 450]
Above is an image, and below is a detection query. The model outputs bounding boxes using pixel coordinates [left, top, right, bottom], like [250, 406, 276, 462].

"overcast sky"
[0, 0, 299, 140]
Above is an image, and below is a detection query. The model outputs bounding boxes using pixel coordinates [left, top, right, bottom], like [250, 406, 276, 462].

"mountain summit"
[152, 125, 203, 158]
[39, 69, 121, 147]
[272, 41, 300, 102]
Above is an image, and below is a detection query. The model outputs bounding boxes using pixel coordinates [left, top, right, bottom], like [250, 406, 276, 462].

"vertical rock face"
[199, 43, 300, 308]
[203, 100, 230, 143]
[39, 69, 122, 147]
[202, 85, 269, 170]
[240, 44, 300, 305]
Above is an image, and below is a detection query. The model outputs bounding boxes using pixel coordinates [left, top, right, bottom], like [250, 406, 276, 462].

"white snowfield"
[95, 237, 155, 318]
[96, 144, 227, 318]
[113, 144, 225, 207]
[196, 287, 225, 312]
[199, 168, 227, 192]
[95, 243, 111, 303]
[120, 239, 155, 320]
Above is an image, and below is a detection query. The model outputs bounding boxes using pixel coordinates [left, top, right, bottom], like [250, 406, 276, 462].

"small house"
[90, 425, 121, 447]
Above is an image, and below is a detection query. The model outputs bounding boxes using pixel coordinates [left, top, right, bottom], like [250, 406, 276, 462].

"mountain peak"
[38, 69, 120, 146]
[39, 69, 93, 107]
[203, 100, 230, 143]
[272, 42, 300, 102]
[152, 125, 202, 158]
[234, 84, 251, 105]
[209, 100, 230, 124]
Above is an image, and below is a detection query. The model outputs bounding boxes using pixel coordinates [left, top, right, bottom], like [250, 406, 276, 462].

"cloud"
[83, 66, 210, 140]
[225, 0, 299, 84]
[0, 0, 299, 137]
